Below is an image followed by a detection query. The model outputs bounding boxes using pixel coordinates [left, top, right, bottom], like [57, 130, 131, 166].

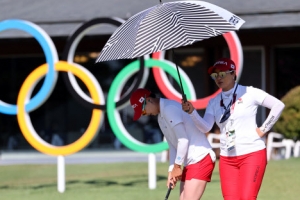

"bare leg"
[180, 179, 207, 200]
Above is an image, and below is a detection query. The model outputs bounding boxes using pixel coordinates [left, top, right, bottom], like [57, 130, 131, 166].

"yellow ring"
[17, 61, 102, 156]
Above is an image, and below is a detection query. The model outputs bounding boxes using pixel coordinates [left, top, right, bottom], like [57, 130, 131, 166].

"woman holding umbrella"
[130, 88, 216, 200]
[182, 58, 285, 199]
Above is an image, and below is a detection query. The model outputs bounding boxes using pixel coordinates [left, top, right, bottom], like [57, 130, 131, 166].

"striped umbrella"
[96, 0, 245, 100]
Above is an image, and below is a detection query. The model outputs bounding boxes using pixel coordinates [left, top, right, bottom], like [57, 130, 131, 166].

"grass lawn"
[0, 158, 299, 200]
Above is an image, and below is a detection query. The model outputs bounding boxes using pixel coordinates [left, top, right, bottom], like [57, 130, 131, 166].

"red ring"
[152, 32, 243, 109]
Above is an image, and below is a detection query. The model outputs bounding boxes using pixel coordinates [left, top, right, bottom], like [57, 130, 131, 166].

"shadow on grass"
[82, 175, 168, 187]
[31, 183, 57, 189]
[0, 175, 169, 190]
[0, 183, 57, 190]
[1, 174, 222, 190]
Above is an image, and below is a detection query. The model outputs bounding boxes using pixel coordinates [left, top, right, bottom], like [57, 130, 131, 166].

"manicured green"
[0, 158, 299, 200]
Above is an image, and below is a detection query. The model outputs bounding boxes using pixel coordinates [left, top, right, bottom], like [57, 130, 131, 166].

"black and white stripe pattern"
[96, 1, 245, 62]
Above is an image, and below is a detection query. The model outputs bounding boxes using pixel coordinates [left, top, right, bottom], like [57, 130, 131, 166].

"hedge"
[273, 86, 300, 140]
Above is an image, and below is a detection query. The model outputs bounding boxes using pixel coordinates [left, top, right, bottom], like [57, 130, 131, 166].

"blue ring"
[0, 20, 57, 115]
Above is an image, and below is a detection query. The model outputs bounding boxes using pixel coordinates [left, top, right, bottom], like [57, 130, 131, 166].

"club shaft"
[164, 188, 172, 200]
[164, 183, 172, 200]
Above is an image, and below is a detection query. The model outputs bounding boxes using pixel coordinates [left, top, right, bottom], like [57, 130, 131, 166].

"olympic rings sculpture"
[0, 17, 243, 155]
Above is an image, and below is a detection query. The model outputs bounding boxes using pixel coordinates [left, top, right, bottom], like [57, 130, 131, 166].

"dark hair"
[230, 71, 237, 81]
[149, 92, 156, 98]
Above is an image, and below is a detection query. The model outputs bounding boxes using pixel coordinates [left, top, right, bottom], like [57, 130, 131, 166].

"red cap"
[208, 58, 236, 75]
[130, 88, 151, 121]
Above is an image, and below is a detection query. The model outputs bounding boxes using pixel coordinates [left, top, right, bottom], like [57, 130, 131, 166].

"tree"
[273, 86, 300, 140]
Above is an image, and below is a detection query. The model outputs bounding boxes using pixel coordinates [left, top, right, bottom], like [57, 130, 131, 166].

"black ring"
[61, 17, 145, 110]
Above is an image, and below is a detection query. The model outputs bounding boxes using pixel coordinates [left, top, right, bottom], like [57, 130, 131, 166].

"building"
[1, 0, 300, 150]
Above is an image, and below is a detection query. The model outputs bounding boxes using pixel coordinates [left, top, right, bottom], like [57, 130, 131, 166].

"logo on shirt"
[237, 98, 243, 104]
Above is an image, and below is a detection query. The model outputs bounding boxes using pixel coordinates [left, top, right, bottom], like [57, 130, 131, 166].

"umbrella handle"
[182, 94, 190, 113]
[182, 93, 187, 102]
[164, 183, 173, 200]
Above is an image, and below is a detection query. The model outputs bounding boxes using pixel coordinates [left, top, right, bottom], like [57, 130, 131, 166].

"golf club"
[164, 183, 173, 200]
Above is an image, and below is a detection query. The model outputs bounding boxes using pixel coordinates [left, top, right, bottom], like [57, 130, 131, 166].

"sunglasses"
[141, 96, 147, 116]
[210, 70, 233, 80]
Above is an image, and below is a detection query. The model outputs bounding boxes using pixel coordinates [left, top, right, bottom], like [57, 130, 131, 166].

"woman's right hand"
[167, 172, 176, 189]
[256, 127, 265, 138]
[182, 100, 194, 114]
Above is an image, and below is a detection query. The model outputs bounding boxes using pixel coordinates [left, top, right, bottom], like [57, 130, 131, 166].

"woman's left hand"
[171, 164, 182, 182]
[181, 101, 194, 114]
[256, 127, 264, 138]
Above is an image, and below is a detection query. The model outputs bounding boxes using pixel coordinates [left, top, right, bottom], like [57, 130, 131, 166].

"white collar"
[222, 83, 237, 98]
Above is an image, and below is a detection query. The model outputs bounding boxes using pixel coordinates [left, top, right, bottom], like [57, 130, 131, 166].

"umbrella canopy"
[96, 0, 245, 62]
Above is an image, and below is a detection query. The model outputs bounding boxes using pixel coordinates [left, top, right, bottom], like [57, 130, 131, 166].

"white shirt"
[197, 84, 285, 156]
[157, 98, 214, 171]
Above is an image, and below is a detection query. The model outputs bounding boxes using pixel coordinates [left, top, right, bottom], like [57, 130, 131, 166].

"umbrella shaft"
[172, 49, 186, 102]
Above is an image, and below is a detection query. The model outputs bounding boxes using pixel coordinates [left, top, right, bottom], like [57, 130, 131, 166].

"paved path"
[0, 149, 167, 165]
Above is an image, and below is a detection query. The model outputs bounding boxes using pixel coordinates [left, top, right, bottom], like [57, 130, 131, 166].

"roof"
[1, 0, 300, 38]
